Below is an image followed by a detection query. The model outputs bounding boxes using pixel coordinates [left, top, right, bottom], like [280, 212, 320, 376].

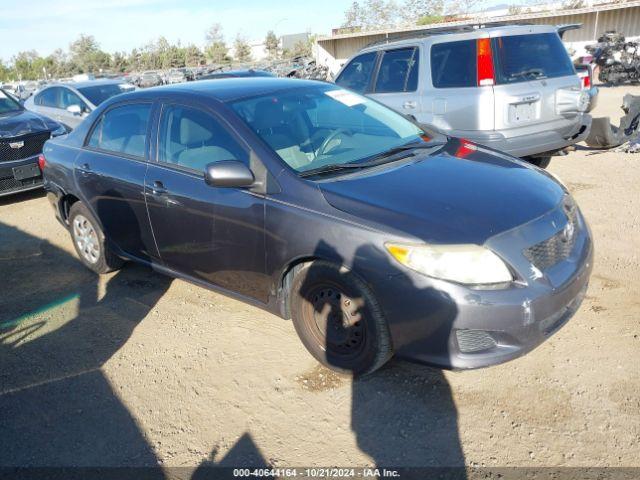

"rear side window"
[158, 105, 247, 172]
[88, 103, 151, 158]
[492, 33, 575, 84]
[36, 87, 59, 107]
[335, 52, 377, 93]
[431, 40, 477, 88]
[374, 48, 419, 93]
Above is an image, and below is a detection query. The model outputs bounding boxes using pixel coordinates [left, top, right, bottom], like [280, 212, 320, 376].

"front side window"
[431, 40, 477, 88]
[158, 105, 247, 172]
[230, 85, 424, 173]
[88, 103, 151, 158]
[374, 48, 419, 93]
[492, 33, 575, 84]
[36, 87, 60, 107]
[335, 52, 377, 93]
[59, 88, 86, 111]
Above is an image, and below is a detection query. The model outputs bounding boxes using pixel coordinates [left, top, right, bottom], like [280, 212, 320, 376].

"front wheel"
[289, 261, 393, 375]
[68, 202, 124, 274]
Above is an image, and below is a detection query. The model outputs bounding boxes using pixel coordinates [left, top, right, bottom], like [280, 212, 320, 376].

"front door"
[75, 101, 157, 261]
[145, 102, 268, 302]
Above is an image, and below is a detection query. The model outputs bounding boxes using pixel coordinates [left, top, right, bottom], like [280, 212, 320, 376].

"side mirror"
[204, 160, 254, 188]
[67, 104, 82, 115]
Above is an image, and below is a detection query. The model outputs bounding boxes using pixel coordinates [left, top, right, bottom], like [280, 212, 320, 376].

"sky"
[0, 0, 353, 61]
[0, 0, 516, 62]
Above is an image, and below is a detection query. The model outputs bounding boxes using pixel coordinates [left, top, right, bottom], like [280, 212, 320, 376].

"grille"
[456, 329, 497, 353]
[0, 131, 51, 163]
[524, 203, 579, 271]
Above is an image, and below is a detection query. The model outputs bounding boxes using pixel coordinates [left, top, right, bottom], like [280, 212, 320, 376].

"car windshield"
[0, 89, 23, 114]
[77, 84, 128, 106]
[229, 85, 425, 173]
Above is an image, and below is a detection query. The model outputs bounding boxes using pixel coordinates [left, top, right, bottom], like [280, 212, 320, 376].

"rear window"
[492, 33, 575, 84]
[78, 84, 128, 106]
[430, 40, 476, 88]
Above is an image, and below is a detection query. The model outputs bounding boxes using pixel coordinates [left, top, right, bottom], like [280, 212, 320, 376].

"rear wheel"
[527, 156, 551, 169]
[289, 261, 392, 375]
[68, 202, 124, 274]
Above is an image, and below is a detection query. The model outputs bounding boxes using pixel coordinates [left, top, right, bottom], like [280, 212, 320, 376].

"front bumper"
[375, 201, 594, 370]
[0, 155, 43, 197]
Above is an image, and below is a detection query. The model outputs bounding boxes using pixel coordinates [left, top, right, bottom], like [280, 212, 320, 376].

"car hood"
[319, 142, 566, 245]
[0, 109, 58, 139]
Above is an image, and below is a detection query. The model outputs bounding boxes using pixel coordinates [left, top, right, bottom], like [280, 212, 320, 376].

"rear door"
[145, 100, 269, 301]
[490, 30, 581, 138]
[75, 101, 158, 261]
[427, 36, 495, 134]
[368, 46, 421, 117]
[32, 87, 63, 122]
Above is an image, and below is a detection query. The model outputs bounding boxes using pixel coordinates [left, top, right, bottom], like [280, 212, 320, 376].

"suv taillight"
[582, 74, 591, 89]
[477, 38, 495, 86]
[38, 154, 46, 171]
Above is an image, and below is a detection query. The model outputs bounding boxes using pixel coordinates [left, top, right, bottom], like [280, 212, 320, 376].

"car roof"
[48, 79, 125, 89]
[111, 77, 325, 104]
[358, 23, 559, 52]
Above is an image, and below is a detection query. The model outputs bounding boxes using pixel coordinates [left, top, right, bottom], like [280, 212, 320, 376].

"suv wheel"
[68, 202, 124, 274]
[289, 261, 392, 375]
[527, 156, 551, 169]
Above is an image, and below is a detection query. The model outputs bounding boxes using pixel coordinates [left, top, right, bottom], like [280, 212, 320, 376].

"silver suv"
[334, 24, 592, 167]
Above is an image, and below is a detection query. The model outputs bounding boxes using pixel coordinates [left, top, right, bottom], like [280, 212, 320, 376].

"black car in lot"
[0, 88, 66, 197]
[42, 78, 593, 374]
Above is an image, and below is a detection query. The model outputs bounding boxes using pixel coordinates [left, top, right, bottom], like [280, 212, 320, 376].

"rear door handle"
[77, 163, 91, 175]
[403, 101, 417, 109]
[150, 180, 167, 196]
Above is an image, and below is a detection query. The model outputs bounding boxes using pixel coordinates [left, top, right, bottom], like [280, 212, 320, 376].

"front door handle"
[403, 101, 417, 110]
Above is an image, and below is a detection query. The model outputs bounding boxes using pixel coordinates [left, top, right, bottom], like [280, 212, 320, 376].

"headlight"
[385, 243, 513, 285]
[51, 124, 67, 137]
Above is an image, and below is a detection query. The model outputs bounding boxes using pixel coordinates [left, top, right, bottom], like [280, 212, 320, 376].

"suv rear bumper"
[450, 114, 592, 158]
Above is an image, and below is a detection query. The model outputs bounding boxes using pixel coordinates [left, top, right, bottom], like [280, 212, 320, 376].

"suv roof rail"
[362, 21, 534, 49]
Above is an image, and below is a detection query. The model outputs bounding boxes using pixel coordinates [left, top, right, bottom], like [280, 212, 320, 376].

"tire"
[68, 202, 124, 274]
[289, 261, 392, 375]
[528, 156, 551, 169]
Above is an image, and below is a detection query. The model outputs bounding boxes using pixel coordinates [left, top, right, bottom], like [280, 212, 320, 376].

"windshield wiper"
[299, 141, 446, 178]
[509, 68, 545, 80]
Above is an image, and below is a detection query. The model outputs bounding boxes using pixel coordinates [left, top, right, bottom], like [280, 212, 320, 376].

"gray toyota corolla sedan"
[42, 78, 593, 374]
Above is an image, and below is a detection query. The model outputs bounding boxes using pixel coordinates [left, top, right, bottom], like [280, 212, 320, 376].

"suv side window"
[431, 40, 477, 88]
[335, 52, 377, 93]
[36, 87, 59, 107]
[59, 88, 87, 111]
[158, 104, 248, 172]
[374, 48, 419, 93]
[88, 103, 151, 158]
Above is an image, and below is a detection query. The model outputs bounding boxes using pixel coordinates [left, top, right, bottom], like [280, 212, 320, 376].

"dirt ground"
[0, 85, 638, 473]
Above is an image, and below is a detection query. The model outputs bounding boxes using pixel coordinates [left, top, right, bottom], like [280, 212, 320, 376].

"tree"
[69, 34, 109, 73]
[402, 0, 445, 24]
[265, 30, 279, 58]
[205, 23, 229, 63]
[342, 1, 363, 27]
[233, 34, 252, 62]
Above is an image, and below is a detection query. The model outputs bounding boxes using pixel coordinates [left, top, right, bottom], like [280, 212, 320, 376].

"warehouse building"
[316, 0, 640, 73]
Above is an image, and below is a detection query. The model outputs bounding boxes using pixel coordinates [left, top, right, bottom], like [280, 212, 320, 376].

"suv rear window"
[430, 40, 476, 88]
[492, 33, 575, 84]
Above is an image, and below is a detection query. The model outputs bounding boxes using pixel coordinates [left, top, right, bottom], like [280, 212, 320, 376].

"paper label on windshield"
[0, 91, 7, 99]
[325, 89, 364, 107]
